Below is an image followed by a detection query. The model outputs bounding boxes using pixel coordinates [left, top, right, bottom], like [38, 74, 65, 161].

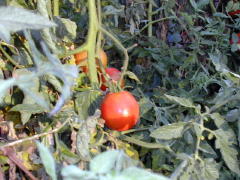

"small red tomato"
[100, 91, 140, 131]
[228, 10, 240, 17]
[100, 67, 125, 91]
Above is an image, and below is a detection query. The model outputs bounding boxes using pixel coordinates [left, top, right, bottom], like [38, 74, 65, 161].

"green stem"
[148, 1, 152, 37]
[120, 127, 150, 134]
[120, 135, 175, 155]
[58, 43, 88, 59]
[209, 0, 217, 14]
[96, 0, 103, 52]
[87, 0, 99, 86]
[53, 0, 59, 16]
[194, 122, 202, 159]
[209, 0, 221, 21]
[100, 27, 128, 86]
[121, 16, 175, 44]
[0, 44, 24, 68]
[46, 0, 53, 19]
[138, 16, 175, 35]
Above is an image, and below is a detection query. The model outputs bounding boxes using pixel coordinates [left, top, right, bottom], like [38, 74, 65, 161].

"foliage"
[0, 0, 240, 180]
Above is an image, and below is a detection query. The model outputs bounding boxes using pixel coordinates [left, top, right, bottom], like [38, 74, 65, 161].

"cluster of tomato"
[74, 50, 140, 131]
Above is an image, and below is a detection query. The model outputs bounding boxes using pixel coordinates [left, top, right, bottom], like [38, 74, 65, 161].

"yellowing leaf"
[19, 152, 40, 171]
[118, 141, 139, 160]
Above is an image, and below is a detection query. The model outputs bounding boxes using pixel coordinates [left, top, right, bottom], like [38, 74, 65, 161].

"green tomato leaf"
[56, 140, 80, 164]
[215, 129, 240, 174]
[150, 122, 188, 140]
[90, 150, 122, 174]
[76, 110, 100, 161]
[0, 6, 56, 42]
[121, 135, 171, 150]
[125, 71, 141, 83]
[36, 141, 57, 180]
[139, 97, 153, 116]
[164, 94, 195, 108]
[10, 104, 46, 114]
[213, 13, 229, 18]
[226, 109, 240, 122]
[202, 158, 219, 180]
[90, 149, 137, 174]
[61, 165, 97, 180]
[121, 167, 170, 180]
[199, 141, 217, 157]
[54, 17, 77, 42]
[210, 113, 237, 145]
[74, 90, 102, 120]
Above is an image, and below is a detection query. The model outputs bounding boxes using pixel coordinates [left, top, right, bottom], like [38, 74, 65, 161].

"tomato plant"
[74, 49, 108, 73]
[100, 67, 125, 91]
[100, 91, 139, 131]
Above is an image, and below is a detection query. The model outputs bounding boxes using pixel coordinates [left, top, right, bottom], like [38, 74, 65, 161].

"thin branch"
[53, 0, 59, 16]
[194, 118, 203, 159]
[58, 43, 88, 59]
[0, 119, 69, 149]
[99, 27, 128, 86]
[86, 0, 99, 86]
[127, 43, 138, 51]
[122, 16, 175, 43]
[148, 1, 153, 37]
[96, 0, 103, 52]
[139, 16, 175, 35]
[0, 44, 24, 68]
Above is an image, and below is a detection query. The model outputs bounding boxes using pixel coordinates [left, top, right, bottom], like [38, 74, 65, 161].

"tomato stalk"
[86, 0, 99, 87]
[96, 0, 103, 54]
[147, 1, 152, 37]
[52, 0, 59, 17]
[0, 43, 24, 68]
[99, 27, 128, 88]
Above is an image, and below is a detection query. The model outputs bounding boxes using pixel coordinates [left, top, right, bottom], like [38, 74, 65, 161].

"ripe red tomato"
[100, 67, 125, 91]
[228, 10, 240, 17]
[100, 91, 140, 131]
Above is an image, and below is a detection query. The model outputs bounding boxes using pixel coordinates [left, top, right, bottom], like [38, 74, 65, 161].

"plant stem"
[96, 0, 103, 52]
[0, 119, 69, 149]
[139, 16, 175, 35]
[194, 117, 203, 159]
[209, 0, 217, 14]
[58, 43, 88, 58]
[0, 44, 23, 68]
[120, 135, 176, 155]
[209, 0, 221, 21]
[53, 0, 59, 16]
[87, 0, 99, 86]
[100, 27, 128, 86]
[148, 1, 153, 37]
[46, 0, 53, 19]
